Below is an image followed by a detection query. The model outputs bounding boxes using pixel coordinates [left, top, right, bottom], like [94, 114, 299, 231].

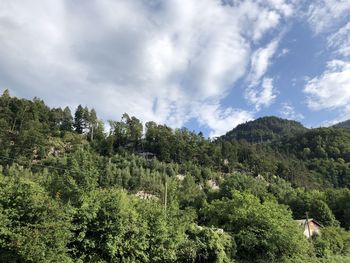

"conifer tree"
[74, 105, 85, 134]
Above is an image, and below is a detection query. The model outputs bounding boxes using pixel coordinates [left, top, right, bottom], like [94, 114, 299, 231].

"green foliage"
[312, 227, 350, 259]
[334, 119, 350, 130]
[325, 188, 350, 230]
[74, 105, 85, 134]
[1, 92, 350, 262]
[281, 189, 338, 227]
[48, 150, 100, 204]
[181, 225, 236, 263]
[0, 175, 72, 262]
[219, 172, 268, 200]
[201, 191, 312, 262]
[222, 116, 307, 143]
[178, 175, 206, 209]
[70, 188, 149, 262]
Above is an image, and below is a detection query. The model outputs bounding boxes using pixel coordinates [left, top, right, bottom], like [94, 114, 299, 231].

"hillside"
[221, 116, 307, 143]
[1, 90, 350, 262]
[334, 119, 350, 129]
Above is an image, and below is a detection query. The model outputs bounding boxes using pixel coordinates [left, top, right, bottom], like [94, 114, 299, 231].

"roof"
[295, 218, 323, 228]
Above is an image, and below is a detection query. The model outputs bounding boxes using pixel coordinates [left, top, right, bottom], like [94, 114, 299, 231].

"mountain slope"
[334, 119, 350, 129]
[221, 116, 307, 143]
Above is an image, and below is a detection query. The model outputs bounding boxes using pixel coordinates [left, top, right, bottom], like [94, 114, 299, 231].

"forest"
[1, 89, 350, 262]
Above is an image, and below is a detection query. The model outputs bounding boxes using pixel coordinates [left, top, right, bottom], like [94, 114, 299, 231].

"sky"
[0, 0, 350, 137]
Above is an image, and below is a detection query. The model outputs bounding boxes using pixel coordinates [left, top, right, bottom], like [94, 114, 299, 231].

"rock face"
[135, 191, 159, 201]
[207, 179, 219, 191]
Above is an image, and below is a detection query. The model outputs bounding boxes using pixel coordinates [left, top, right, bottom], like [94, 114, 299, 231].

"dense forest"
[1, 89, 350, 262]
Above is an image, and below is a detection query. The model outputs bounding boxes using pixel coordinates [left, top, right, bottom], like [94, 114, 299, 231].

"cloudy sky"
[0, 0, 350, 137]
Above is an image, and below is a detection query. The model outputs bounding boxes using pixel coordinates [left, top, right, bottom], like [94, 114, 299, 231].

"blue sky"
[0, 0, 350, 137]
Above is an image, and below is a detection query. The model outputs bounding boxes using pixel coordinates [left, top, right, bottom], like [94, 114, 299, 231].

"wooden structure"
[295, 218, 322, 238]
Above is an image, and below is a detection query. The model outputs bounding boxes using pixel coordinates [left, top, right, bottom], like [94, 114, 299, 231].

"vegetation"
[1, 90, 350, 262]
[334, 119, 350, 130]
[221, 116, 307, 143]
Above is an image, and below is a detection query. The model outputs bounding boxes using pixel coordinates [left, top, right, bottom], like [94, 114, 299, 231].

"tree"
[74, 105, 85, 134]
[201, 191, 311, 262]
[87, 108, 98, 141]
[70, 189, 152, 262]
[179, 225, 236, 263]
[127, 115, 143, 150]
[0, 175, 72, 262]
[61, 106, 73, 132]
[178, 175, 205, 210]
[312, 227, 347, 258]
[49, 150, 100, 204]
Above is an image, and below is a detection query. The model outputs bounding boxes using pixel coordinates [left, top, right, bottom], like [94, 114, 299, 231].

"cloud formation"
[304, 60, 350, 111]
[0, 0, 295, 136]
[279, 102, 304, 120]
[245, 39, 280, 110]
[307, 0, 350, 34]
[246, 78, 277, 110]
[328, 21, 350, 57]
[303, 0, 350, 124]
[248, 39, 280, 86]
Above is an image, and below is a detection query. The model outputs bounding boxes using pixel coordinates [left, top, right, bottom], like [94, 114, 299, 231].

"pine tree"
[74, 105, 85, 134]
[61, 106, 73, 132]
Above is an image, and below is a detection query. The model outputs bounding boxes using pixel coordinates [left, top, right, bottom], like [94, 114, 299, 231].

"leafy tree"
[70, 188, 149, 262]
[49, 150, 100, 204]
[312, 227, 348, 258]
[0, 175, 72, 262]
[201, 191, 311, 262]
[178, 175, 206, 210]
[179, 225, 236, 263]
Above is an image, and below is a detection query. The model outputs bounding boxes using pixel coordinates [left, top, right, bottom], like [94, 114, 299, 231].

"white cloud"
[304, 1, 350, 126]
[246, 77, 277, 110]
[318, 104, 350, 126]
[0, 0, 294, 136]
[307, 0, 350, 34]
[278, 48, 290, 57]
[328, 21, 350, 57]
[265, 0, 294, 17]
[248, 39, 280, 86]
[304, 60, 350, 110]
[196, 104, 253, 137]
[279, 102, 304, 120]
[244, 39, 280, 109]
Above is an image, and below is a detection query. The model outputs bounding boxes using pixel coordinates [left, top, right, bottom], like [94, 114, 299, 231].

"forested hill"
[2, 90, 350, 262]
[221, 116, 307, 143]
[334, 119, 350, 129]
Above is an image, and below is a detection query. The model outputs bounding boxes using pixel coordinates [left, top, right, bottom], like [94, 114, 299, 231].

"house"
[295, 218, 322, 238]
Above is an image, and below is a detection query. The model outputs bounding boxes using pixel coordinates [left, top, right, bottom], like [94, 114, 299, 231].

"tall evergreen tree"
[61, 106, 73, 132]
[74, 105, 85, 134]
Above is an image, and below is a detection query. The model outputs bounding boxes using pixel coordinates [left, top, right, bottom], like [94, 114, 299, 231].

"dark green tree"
[74, 105, 85, 134]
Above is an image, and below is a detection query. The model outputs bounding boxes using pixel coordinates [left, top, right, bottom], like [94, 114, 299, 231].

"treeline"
[2, 89, 350, 189]
[1, 90, 350, 262]
[222, 116, 307, 143]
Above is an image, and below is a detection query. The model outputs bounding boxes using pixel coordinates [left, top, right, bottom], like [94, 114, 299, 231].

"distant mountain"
[221, 116, 307, 143]
[334, 119, 350, 129]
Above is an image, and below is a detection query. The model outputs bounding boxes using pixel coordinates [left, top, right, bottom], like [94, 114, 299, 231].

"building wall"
[303, 221, 320, 238]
